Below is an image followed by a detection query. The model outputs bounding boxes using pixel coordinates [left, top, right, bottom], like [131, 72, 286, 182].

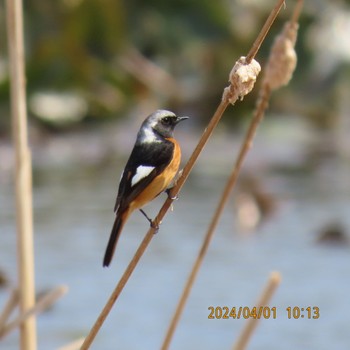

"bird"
[103, 110, 188, 267]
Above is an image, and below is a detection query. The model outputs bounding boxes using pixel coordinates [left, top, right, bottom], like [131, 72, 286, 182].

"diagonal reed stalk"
[0, 286, 68, 340]
[233, 272, 282, 350]
[245, 0, 286, 64]
[0, 289, 19, 332]
[160, 76, 272, 350]
[80, 1, 285, 349]
[161, 1, 302, 348]
[6, 0, 37, 349]
[233, 8, 302, 350]
[161, 11, 286, 350]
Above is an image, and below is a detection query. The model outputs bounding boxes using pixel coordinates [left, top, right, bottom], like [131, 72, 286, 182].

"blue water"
[1, 125, 350, 350]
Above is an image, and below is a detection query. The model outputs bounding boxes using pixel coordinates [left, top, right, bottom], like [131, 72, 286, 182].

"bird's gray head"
[137, 110, 188, 143]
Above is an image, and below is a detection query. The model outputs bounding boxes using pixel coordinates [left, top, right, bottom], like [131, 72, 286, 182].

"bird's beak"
[175, 116, 189, 124]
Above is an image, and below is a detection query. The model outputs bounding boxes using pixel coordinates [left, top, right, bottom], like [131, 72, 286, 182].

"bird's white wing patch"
[131, 165, 155, 186]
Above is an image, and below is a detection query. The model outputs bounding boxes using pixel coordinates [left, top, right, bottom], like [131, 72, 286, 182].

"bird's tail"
[103, 212, 127, 267]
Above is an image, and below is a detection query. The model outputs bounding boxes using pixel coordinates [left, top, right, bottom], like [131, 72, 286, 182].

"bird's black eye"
[162, 116, 173, 125]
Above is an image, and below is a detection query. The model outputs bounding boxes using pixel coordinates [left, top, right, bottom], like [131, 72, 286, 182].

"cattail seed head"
[223, 56, 261, 105]
[264, 21, 298, 90]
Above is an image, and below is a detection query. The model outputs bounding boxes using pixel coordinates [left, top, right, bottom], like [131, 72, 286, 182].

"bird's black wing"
[114, 141, 174, 213]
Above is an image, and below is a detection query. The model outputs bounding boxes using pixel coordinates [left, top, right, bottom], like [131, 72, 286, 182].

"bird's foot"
[139, 209, 160, 233]
[166, 187, 178, 201]
[150, 220, 160, 233]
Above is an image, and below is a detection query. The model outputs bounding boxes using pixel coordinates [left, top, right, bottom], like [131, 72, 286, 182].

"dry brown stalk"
[160, 5, 289, 350]
[233, 4, 300, 349]
[291, 0, 304, 24]
[0, 286, 68, 340]
[80, 1, 284, 349]
[160, 81, 272, 350]
[233, 272, 282, 350]
[6, 0, 37, 348]
[0, 289, 19, 332]
[246, 0, 286, 64]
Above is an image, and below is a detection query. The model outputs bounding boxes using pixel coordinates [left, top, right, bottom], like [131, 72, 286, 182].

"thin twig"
[233, 272, 282, 350]
[80, 1, 282, 348]
[0, 289, 19, 331]
[6, 0, 36, 349]
[291, 0, 304, 24]
[246, 0, 286, 63]
[0, 286, 68, 340]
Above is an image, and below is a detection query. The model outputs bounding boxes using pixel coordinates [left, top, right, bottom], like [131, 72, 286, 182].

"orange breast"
[130, 138, 181, 211]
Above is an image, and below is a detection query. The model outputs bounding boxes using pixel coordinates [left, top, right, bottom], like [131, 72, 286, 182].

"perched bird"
[103, 110, 188, 267]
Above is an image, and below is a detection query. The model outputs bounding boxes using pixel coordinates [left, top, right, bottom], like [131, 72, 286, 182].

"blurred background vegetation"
[0, 0, 349, 139]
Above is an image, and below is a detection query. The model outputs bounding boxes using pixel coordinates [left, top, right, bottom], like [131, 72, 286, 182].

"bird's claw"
[166, 188, 178, 201]
[139, 209, 160, 233]
[151, 220, 160, 233]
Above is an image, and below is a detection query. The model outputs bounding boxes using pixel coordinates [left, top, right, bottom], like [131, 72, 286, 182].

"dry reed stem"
[233, 3, 301, 349]
[0, 289, 19, 331]
[6, 0, 37, 349]
[291, 0, 304, 24]
[80, 1, 284, 349]
[160, 82, 272, 350]
[233, 272, 282, 350]
[57, 338, 85, 350]
[246, 0, 286, 63]
[161, 2, 302, 347]
[0, 286, 68, 340]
